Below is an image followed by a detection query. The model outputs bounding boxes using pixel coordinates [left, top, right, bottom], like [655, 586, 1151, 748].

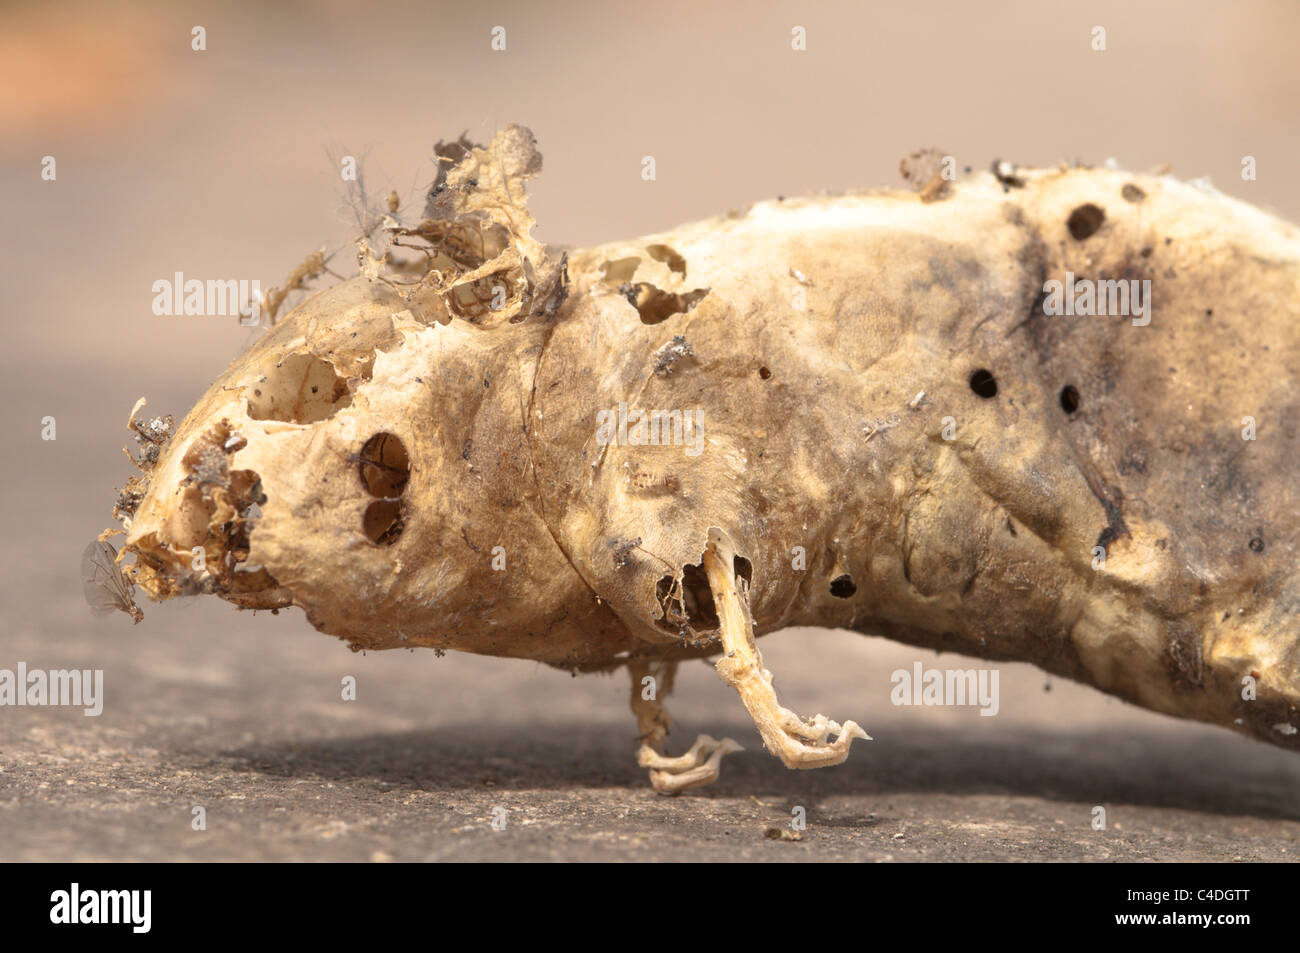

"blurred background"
[2, 0, 1298, 860]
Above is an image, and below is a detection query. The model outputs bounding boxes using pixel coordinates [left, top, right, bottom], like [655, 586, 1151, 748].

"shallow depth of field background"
[2, 0, 1298, 860]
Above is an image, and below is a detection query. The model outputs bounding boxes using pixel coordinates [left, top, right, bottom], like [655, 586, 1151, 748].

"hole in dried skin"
[359, 432, 410, 498]
[679, 563, 719, 629]
[1067, 203, 1106, 240]
[246, 353, 352, 424]
[758, 366, 772, 380]
[654, 563, 721, 634]
[645, 244, 687, 277]
[829, 574, 857, 598]
[969, 368, 998, 398]
[655, 573, 685, 632]
[363, 499, 405, 545]
[221, 469, 266, 570]
[733, 555, 753, 586]
[1060, 384, 1080, 413]
[600, 257, 641, 284]
[621, 283, 709, 325]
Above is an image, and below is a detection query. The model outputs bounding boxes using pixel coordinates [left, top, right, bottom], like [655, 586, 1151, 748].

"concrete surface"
[3, 589, 1298, 860]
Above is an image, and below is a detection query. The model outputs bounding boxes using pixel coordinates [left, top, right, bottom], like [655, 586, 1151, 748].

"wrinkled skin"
[113, 128, 1299, 762]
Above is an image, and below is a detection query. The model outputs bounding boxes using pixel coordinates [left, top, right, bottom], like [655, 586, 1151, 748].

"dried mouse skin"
[108, 127, 1299, 792]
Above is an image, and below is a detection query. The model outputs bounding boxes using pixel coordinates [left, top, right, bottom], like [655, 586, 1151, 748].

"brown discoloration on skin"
[107, 128, 1300, 777]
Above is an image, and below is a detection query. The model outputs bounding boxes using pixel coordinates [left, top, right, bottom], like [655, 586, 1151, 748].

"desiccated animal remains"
[97, 126, 1299, 793]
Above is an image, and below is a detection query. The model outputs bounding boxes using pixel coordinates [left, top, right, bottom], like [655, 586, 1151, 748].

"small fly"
[81, 539, 143, 624]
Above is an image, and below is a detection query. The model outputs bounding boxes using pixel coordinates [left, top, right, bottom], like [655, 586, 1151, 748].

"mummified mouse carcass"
[98, 125, 1298, 793]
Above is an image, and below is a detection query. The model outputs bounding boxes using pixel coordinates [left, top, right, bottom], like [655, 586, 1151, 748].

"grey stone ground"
[3, 554, 1298, 861]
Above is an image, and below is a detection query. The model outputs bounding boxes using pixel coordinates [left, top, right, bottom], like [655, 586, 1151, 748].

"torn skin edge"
[110, 417, 292, 616]
[373, 124, 567, 329]
[651, 529, 753, 648]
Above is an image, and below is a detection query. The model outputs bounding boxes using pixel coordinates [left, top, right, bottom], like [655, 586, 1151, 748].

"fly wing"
[81, 539, 142, 622]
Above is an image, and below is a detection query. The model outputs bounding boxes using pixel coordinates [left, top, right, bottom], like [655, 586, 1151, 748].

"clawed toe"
[639, 734, 744, 794]
[763, 717, 869, 769]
